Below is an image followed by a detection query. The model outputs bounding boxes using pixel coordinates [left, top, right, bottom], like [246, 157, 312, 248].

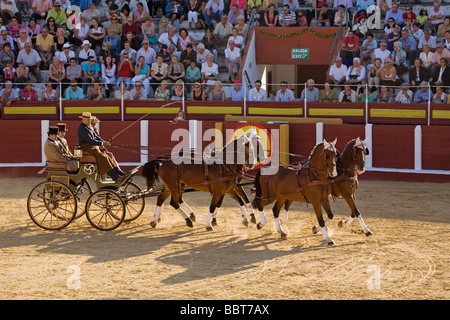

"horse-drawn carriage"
[27, 151, 145, 231]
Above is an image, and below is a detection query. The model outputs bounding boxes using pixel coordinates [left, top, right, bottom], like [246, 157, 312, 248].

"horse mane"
[342, 139, 357, 156]
[308, 142, 324, 160]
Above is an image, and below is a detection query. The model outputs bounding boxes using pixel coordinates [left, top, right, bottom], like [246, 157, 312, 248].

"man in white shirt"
[136, 40, 157, 66]
[158, 26, 178, 50]
[0, 0, 21, 24]
[248, 80, 267, 101]
[371, 42, 391, 66]
[329, 57, 348, 89]
[224, 40, 240, 82]
[425, 1, 445, 31]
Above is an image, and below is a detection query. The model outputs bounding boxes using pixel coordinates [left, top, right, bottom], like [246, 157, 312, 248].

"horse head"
[310, 138, 338, 178]
[352, 137, 369, 174]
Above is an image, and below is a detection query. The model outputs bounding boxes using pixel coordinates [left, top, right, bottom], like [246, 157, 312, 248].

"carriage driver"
[77, 112, 126, 182]
[44, 126, 79, 172]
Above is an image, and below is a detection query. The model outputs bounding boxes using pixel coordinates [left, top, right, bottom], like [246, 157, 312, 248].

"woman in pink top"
[20, 81, 38, 101]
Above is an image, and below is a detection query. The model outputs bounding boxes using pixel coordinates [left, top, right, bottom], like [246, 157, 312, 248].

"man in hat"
[77, 112, 125, 181]
[46, 1, 67, 25]
[413, 81, 432, 104]
[44, 126, 79, 172]
[57, 123, 73, 157]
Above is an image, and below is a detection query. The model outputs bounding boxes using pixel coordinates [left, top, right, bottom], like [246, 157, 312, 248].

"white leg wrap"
[180, 202, 193, 214]
[206, 212, 213, 227]
[345, 216, 354, 226]
[259, 211, 266, 226]
[322, 225, 331, 242]
[275, 217, 282, 233]
[282, 210, 289, 222]
[177, 208, 188, 219]
[212, 207, 218, 218]
[240, 206, 246, 218]
[358, 216, 369, 233]
[153, 205, 162, 222]
[245, 203, 254, 214]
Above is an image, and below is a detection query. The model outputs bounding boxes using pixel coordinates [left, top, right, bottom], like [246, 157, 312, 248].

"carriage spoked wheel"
[85, 189, 126, 231]
[27, 180, 77, 230]
[72, 179, 93, 220]
[117, 182, 145, 222]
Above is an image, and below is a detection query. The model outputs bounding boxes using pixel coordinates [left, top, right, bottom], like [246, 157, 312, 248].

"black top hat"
[57, 123, 68, 132]
[48, 126, 59, 135]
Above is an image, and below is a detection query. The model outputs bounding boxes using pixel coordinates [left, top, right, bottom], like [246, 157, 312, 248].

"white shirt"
[201, 62, 218, 77]
[225, 47, 240, 61]
[329, 63, 348, 82]
[248, 87, 267, 101]
[0, 0, 18, 14]
[136, 47, 157, 66]
[158, 33, 178, 48]
[373, 48, 391, 66]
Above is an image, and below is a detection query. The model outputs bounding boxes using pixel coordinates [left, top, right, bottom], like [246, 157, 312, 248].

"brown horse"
[282, 138, 373, 237]
[252, 139, 338, 244]
[142, 131, 263, 230]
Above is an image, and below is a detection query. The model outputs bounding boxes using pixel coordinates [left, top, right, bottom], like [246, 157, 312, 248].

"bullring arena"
[0, 119, 449, 301]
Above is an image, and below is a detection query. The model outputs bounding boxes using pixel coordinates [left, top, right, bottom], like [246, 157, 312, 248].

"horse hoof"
[185, 218, 193, 228]
[280, 232, 287, 240]
[250, 214, 257, 224]
[242, 220, 248, 227]
[150, 221, 157, 228]
[189, 213, 196, 222]
[206, 226, 214, 232]
[256, 222, 264, 230]
[365, 230, 373, 237]
[212, 218, 217, 226]
[338, 220, 345, 228]
[312, 226, 319, 234]
[327, 240, 336, 246]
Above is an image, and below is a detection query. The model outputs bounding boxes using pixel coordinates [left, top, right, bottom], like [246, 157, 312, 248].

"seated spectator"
[48, 56, 66, 89]
[166, 0, 186, 25]
[120, 4, 134, 24]
[399, 29, 417, 66]
[103, 28, 122, 60]
[130, 80, 148, 100]
[187, 0, 204, 30]
[424, 1, 445, 32]
[65, 80, 84, 100]
[2, 60, 14, 81]
[17, 28, 31, 52]
[228, 27, 244, 48]
[262, 4, 278, 27]
[248, 79, 267, 101]
[101, 55, 117, 97]
[82, 56, 101, 95]
[413, 81, 431, 104]
[275, 80, 295, 102]
[158, 26, 179, 52]
[386, 26, 401, 53]
[367, 57, 382, 94]
[105, 14, 123, 36]
[20, 81, 38, 101]
[66, 57, 82, 88]
[41, 82, 58, 101]
[430, 57, 450, 88]
[329, 57, 347, 90]
[214, 14, 233, 45]
[409, 58, 429, 88]
[31, 0, 52, 22]
[203, 0, 224, 29]
[224, 40, 240, 82]
[278, 5, 296, 27]
[340, 30, 360, 66]
[133, 1, 150, 25]
[16, 42, 42, 82]
[228, 80, 245, 101]
[202, 28, 218, 63]
[355, 84, 373, 103]
[0, 42, 15, 72]
[167, 54, 185, 84]
[190, 82, 206, 100]
[319, 81, 337, 102]
[201, 53, 218, 85]
[154, 79, 171, 100]
[418, 29, 437, 52]
[132, 55, 152, 96]
[116, 52, 134, 90]
[379, 58, 400, 92]
[121, 16, 140, 41]
[1, 1, 21, 25]
[43, 16, 57, 37]
[141, 16, 158, 49]
[316, 4, 332, 27]
[54, 27, 69, 54]
[120, 40, 137, 64]
[432, 86, 447, 104]
[376, 85, 393, 103]
[185, 60, 201, 90]
[88, 19, 106, 53]
[371, 42, 391, 67]
[150, 54, 169, 91]
[15, 62, 29, 85]
[71, 16, 90, 48]
[410, 22, 424, 44]
[0, 80, 18, 107]
[57, 43, 75, 67]
[283, 0, 299, 11]
[338, 82, 357, 102]
[209, 81, 226, 101]
[228, 4, 244, 25]
[346, 57, 366, 86]
[395, 83, 413, 104]
[170, 79, 187, 100]
[385, 3, 403, 28]
[419, 44, 433, 70]
[78, 40, 96, 64]
[114, 81, 131, 100]
[235, 15, 247, 36]
[36, 27, 54, 70]
[437, 16, 450, 43]
[360, 33, 377, 63]
[178, 28, 198, 52]
[390, 41, 408, 76]
[0, 29, 14, 50]
[352, 17, 368, 38]
[430, 43, 450, 77]
[300, 79, 320, 102]
[333, 5, 347, 27]
[443, 31, 450, 52]
[46, 1, 67, 25]
[181, 43, 197, 71]
[88, 80, 105, 101]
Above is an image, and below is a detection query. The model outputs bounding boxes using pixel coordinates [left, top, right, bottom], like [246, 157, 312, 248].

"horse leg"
[211, 195, 224, 227]
[282, 199, 293, 222]
[338, 194, 373, 236]
[273, 199, 288, 239]
[170, 192, 194, 228]
[312, 202, 335, 245]
[235, 185, 256, 224]
[151, 192, 170, 228]
[312, 198, 334, 234]
[228, 189, 249, 227]
[178, 196, 196, 222]
[206, 193, 223, 231]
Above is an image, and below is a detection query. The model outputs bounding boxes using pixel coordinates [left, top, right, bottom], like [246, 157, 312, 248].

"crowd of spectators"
[0, 0, 450, 108]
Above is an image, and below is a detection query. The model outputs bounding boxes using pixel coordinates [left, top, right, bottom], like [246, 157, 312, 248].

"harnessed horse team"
[142, 129, 372, 246]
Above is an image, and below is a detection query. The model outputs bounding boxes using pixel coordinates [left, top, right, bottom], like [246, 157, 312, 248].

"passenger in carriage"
[56, 122, 73, 157]
[77, 112, 126, 182]
[44, 126, 79, 172]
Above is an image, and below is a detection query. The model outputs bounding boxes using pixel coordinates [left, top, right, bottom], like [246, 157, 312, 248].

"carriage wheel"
[27, 181, 77, 230]
[118, 182, 145, 222]
[85, 189, 126, 231]
[72, 179, 93, 220]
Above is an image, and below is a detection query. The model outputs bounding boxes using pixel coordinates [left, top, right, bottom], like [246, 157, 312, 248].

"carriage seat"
[79, 150, 97, 163]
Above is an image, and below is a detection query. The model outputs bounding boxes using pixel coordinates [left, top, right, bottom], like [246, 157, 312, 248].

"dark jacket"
[78, 122, 103, 147]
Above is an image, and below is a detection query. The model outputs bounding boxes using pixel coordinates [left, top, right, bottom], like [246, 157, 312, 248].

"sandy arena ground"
[0, 176, 449, 300]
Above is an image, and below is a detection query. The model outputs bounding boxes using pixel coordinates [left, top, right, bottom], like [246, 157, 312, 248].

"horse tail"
[142, 159, 162, 189]
[251, 168, 262, 208]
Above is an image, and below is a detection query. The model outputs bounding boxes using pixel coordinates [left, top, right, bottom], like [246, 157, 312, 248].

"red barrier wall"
[0, 120, 42, 163]
[422, 126, 450, 171]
